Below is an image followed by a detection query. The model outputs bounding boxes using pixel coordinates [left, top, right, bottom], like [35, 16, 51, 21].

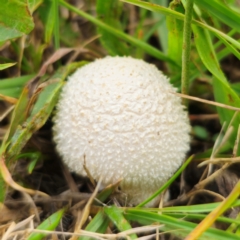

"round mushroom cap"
[53, 56, 191, 206]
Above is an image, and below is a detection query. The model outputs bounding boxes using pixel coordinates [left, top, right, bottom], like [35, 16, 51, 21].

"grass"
[0, 0, 240, 239]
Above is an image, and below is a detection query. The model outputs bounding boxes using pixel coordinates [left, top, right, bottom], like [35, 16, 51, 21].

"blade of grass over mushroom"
[27, 207, 66, 240]
[137, 155, 193, 207]
[194, 0, 240, 32]
[124, 210, 240, 240]
[95, 179, 122, 204]
[104, 205, 138, 239]
[5, 61, 86, 162]
[80, 210, 110, 240]
[96, 0, 129, 55]
[0, 0, 34, 41]
[192, 24, 240, 146]
[59, 0, 178, 67]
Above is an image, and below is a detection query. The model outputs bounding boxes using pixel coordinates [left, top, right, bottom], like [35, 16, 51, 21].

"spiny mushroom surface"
[53, 56, 190, 206]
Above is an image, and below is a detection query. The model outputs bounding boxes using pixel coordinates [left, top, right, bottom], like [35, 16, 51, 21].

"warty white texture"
[53, 56, 191, 206]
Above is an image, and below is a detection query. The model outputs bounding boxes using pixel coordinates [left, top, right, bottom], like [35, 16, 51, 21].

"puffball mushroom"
[53, 56, 190, 206]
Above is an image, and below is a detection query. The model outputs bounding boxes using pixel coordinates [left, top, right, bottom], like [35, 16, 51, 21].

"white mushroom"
[53, 56, 190, 206]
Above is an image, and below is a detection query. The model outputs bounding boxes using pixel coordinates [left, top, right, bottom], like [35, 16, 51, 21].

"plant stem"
[181, 0, 194, 106]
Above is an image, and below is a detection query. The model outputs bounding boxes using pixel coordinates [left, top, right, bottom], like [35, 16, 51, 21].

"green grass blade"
[53, 0, 60, 49]
[0, 75, 35, 88]
[167, 1, 184, 71]
[104, 205, 138, 239]
[27, 207, 66, 240]
[0, 63, 16, 70]
[194, 0, 240, 32]
[80, 210, 109, 240]
[59, 0, 178, 67]
[151, 0, 168, 54]
[159, 200, 240, 213]
[121, 0, 240, 53]
[192, 26, 226, 82]
[96, 0, 129, 55]
[5, 62, 86, 162]
[185, 180, 240, 239]
[0, 75, 35, 98]
[95, 180, 121, 204]
[192, 24, 240, 145]
[181, 0, 194, 105]
[125, 209, 240, 240]
[39, 0, 55, 44]
[1, 87, 30, 153]
[137, 155, 193, 207]
[167, 213, 240, 225]
[28, 0, 43, 13]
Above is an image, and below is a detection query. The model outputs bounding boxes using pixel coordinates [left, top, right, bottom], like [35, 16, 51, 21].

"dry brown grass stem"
[0, 156, 49, 198]
[195, 163, 231, 190]
[0, 94, 18, 104]
[14, 225, 164, 240]
[174, 92, 240, 112]
[70, 177, 103, 240]
[199, 157, 240, 166]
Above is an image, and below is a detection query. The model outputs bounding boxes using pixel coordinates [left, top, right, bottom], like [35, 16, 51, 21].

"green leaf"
[27, 208, 65, 240]
[96, 0, 129, 55]
[0, 62, 16, 70]
[0, 0, 34, 41]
